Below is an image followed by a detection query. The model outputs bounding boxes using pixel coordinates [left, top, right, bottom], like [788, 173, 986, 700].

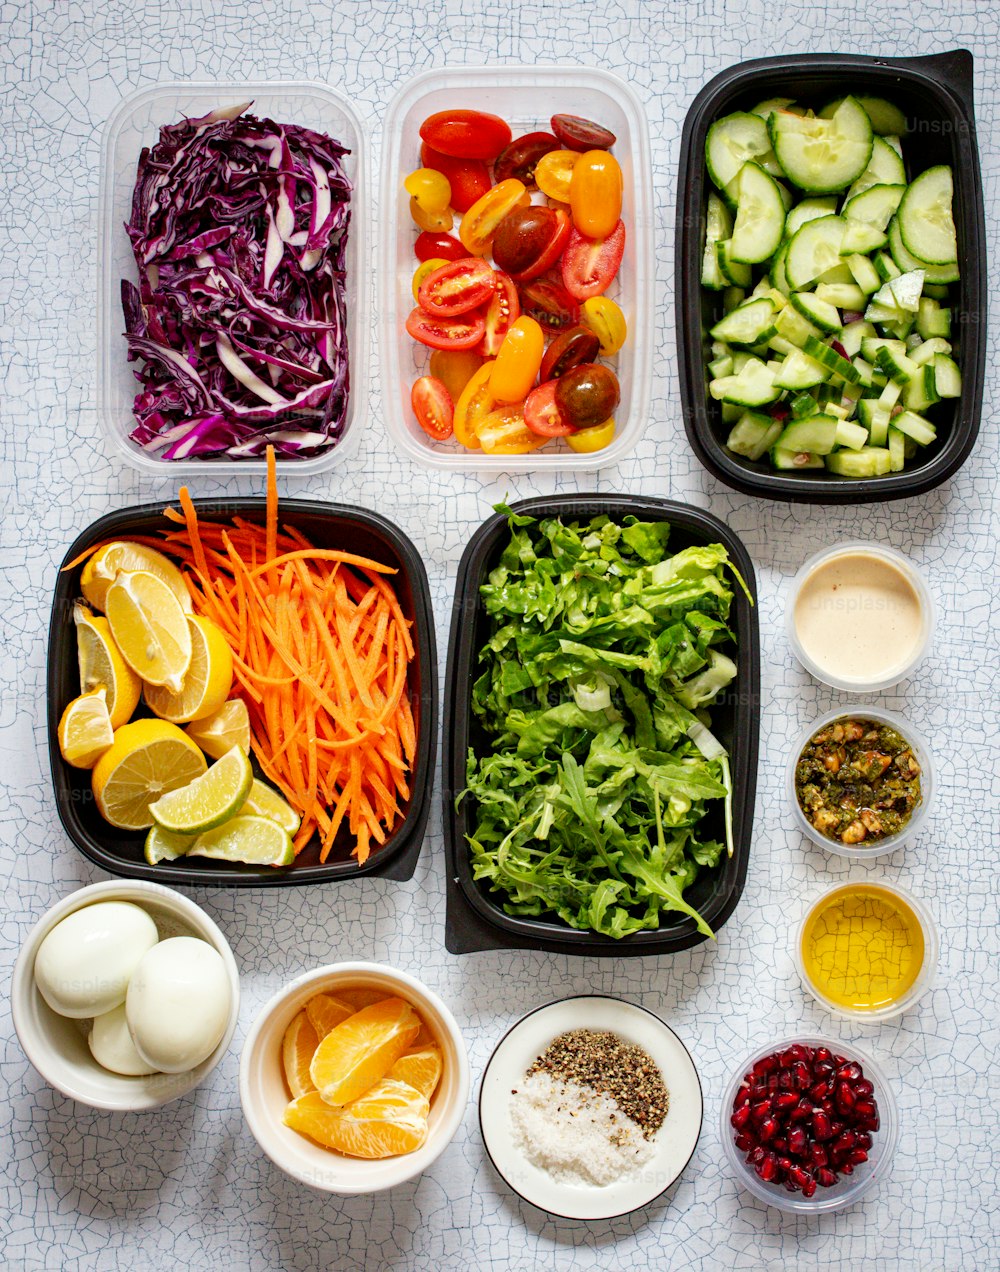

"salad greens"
[461, 506, 748, 940]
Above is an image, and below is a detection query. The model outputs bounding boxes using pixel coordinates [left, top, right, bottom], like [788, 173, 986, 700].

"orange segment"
[281, 1010, 319, 1098]
[389, 1046, 442, 1100]
[284, 1081, 429, 1159]
[336, 987, 388, 1012]
[309, 997, 420, 1106]
[304, 993, 355, 1040]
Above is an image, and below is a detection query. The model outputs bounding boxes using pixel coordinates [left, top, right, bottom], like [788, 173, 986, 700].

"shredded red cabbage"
[122, 103, 351, 460]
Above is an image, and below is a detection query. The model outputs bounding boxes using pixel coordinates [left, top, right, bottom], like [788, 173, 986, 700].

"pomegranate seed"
[774, 1091, 799, 1113]
[841, 1162, 854, 1176]
[749, 1146, 766, 1166]
[854, 1100, 879, 1126]
[854, 1079, 875, 1098]
[809, 1143, 829, 1168]
[800, 1175, 818, 1198]
[788, 1126, 808, 1156]
[778, 1156, 793, 1175]
[758, 1153, 779, 1182]
[750, 1101, 771, 1125]
[793, 1061, 812, 1090]
[832, 1130, 857, 1155]
[778, 1070, 796, 1091]
[754, 1056, 779, 1077]
[829, 1118, 845, 1137]
[788, 1165, 812, 1190]
[814, 1047, 833, 1065]
[735, 1083, 752, 1107]
[812, 1111, 833, 1140]
[789, 1100, 812, 1124]
[835, 1082, 857, 1113]
[808, 1079, 832, 1103]
[817, 1167, 837, 1187]
[836, 1062, 863, 1083]
[731, 1104, 752, 1130]
[857, 1132, 873, 1150]
[735, 1132, 755, 1151]
[849, 1148, 869, 1166]
[759, 1117, 778, 1143]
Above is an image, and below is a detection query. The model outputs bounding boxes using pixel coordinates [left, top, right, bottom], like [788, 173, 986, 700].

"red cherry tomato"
[550, 113, 617, 151]
[417, 257, 495, 317]
[524, 381, 577, 437]
[554, 363, 621, 428]
[414, 231, 467, 262]
[479, 271, 521, 357]
[411, 376, 454, 440]
[493, 132, 560, 186]
[420, 143, 491, 213]
[518, 279, 581, 332]
[405, 306, 486, 351]
[419, 110, 512, 161]
[493, 207, 571, 284]
[561, 220, 626, 301]
[539, 324, 602, 382]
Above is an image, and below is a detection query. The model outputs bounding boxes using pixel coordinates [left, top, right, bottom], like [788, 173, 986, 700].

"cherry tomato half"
[429, 347, 483, 404]
[518, 279, 581, 331]
[554, 362, 620, 428]
[412, 257, 448, 302]
[551, 113, 618, 151]
[561, 220, 626, 301]
[419, 110, 512, 161]
[405, 306, 485, 351]
[539, 324, 601, 382]
[411, 376, 454, 440]
[493, 206, 571, 284]
[420, 144, 491, 213]
[534, 149, 580, 202]
[476, 404, 547, 454]
[479, 271, 520, 357]
[417, 257, 495, 317]
[566, 417, 615, 452]
[415, 231, 467, 262]
[569, 150, 623, 240]
[524, 381, 576, 437]
[493, 131, 560, 187]
[409, 196, 453, 233]
[490, 316, 545, 403]
[581, 295, 628, 355]
[459, 179, 529, 256]
[453, 361, 497, 449]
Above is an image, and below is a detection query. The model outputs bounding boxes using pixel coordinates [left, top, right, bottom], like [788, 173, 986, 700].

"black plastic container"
[48, 499, 437, 886]
[442, 495, 759, 957]
[675, 50, 986, 503]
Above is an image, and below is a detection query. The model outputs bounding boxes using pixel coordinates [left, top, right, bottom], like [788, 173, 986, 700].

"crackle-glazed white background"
[1, 2, 998, 1269]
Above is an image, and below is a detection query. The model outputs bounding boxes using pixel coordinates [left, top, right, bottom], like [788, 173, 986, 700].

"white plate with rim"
[479, 995, 703, 1220]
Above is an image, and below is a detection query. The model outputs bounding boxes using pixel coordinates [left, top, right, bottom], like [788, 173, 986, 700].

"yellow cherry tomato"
[404, 167, 451, 211]
[569, 150, 623, 239]
[453, 361, 497, 449]
[409, 196, 453, 233]
[429, 347, 484, 402]
[476, 405, 547, 455]
[412, 257, 448, 302]
[535, 149, 580, 202]
[489, 316, 545, 403]
[566, 417, 616, 452]
[459, 179, 529, 256]
[581, 296, 628, 355]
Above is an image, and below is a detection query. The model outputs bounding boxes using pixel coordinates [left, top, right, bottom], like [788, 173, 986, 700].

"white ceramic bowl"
[11, 880, 240, 1111]
[239, 962, 470, 1194]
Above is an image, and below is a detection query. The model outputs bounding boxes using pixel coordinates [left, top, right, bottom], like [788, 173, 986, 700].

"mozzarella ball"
[126, 937, 231, 1074]
[34, 901, 158, 1019]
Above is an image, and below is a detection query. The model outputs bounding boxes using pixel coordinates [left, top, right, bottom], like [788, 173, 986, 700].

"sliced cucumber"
[840, 221, 888, 255]
[845, 136, 907, 200]
[769, 240, 791, 293]
[825, 447, 891, 477]
[860, 336, 905, 362]
[874, 344, 918, 384]
[709, 357, 780, 407]
[752, 97, 797, 119]
[845, 254, 881, 295]
[916, 296, 952, 339]
[803, 335, 861, 383]
[775, 414, 839, 455]
[785, 197, 838, 239]
[902, 364, 940, 412]
[773, 302, 822, 345]
[790, 391, 821, 418]
[772, 349, 830, 391]
[887, 426, 907, 471]
[701, 193, 733, 290]
[785, 216, 847, 290]
[772, 447, 825, 470]
[726, 411, 783, 460]
[909, 336, 952, 366]
[710, 297, 777, 345]
[716, 238, 752, 288]
[842, 183, 905, 231]
[708, 354, 734, 378]
[706, 113, 780, 193]
[888, 218, 960, 284]
[858, 97, 909, 137]
[933, 353, 962, 398]
[835, 418, 869, 450]
[874, 250, 902, 282]
[892, 409, 937, 446]
[723, 285, 747, 312]
[791, 291, 842, 334]
[923, 282, 951, 300]
[897, 165, 957, 265]
[730, 163, 787, 263]
[857, 399, 890, 447]
[841, 319, 877, 356]
[816, 282, 868, 311]
[769, 98, 873, 194]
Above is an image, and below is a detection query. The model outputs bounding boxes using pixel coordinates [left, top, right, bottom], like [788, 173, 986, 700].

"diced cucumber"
[888, 426, 907, 471]
[923, 282, 951, 300]
[790, 391, 820, 418]
[701, 193, 733, 290]
[835, 418, 869, 450]
[874, 250, 901, 282]
[726, 410, 784, 461]
[816, 263, 856, 286]
[933, 354, 962, 398]
[840, 221, 888, 254]
[888, 218, 960, 283]
[769, 240, 791, 294]
[749, 277, 773, 300]
[785, 216, 847, 290]
[767, 335, 799, 356]
[892, 409, 937, 446]
[716, 238, 752, 287]
[791, 291, 842, 334]
[803, 335, 861, 383]
[729, 162, 788, 263]
[768, 98, 873, 193]
[851, 357, 883, 389]
[710, 297, 777, 345]
[731, 352, 753, 372]
[885, 316, 916, 341]
[709, 356, 780, 407]
[845, 255, 882, 295]
[723, 285, 747, 312]
[902, 364, 940, 412]
[752, 97, 798, 119]
[883, 135, 904, 158]
[857, 398, 890, 446]
[772, 349, 830, 391]
[773, 302, 821, 344]
[897, 165, 957, 265]
[878, 379, 902, 410]
[721, 401, 742, 423]
[785, 197, 838, 239]
[706, 112, 781, 193]
[771, 447, 825, 470]
[775, 414, 839, 454]
[842, 183, 905, 231]
[865, 300, 905, 326]
[916, 296, 952, 339]
[874, 344, 918, 383]
[860, 336, 905, 362]
[841, 320, 877, 357]
[816, 282, 868, 310]
[845, 136, 907, 200]
[909, 336, 952, 366]
[825, 447, 892, 477]
[869, 268, 925, 314]
[708, 355, 733, 378]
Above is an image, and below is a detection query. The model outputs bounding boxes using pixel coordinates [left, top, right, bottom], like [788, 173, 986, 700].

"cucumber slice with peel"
[785, 216, 847, 290]
[772, 349, 830, 391]
[845, 254, 881, 295]
[888, 218, 959, 283]
[869, 268, 925, 314]
[775, 414, 839, 455]
[845, 136, 907, 200]
[835, 419, 869, 450]
[840, 221, 887, 255]
[821, 95, 908, 137]
[803, 335, 861, 383]
[709, 357, 780, 407]
[897, 166, 957, 265]
[816, 282, 867, 310]
[730, 162, 787, 263]
[701, 193, 732, 289]
[888, 426, 907, 471]
[769, 98, 873, 194]
[892, 410, 937, 446]
[825, 447, 892, 476]
[933, 354, 961, 398]
[725, 411, 783, 460]
[710, 297, 776, 345]
[785, 197, 838, 239]
[790, 291, 842, 334]
[716, 238, 752, 287]
[706, 112, 781, 192]
[772, 447, 825, 470]
[842, 183, 905, 231]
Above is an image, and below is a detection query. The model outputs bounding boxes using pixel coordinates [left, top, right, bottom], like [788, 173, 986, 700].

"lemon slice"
[144, 824, 196, 865]
[145, 616, 234, 724]
[241, 779, 301, 834]
[188, 815, 295, 866]
[105, 571, 192, 693]
[81, 542, 192, 615]
[57, 688, 115, 768]
[74, 604, 141, 729]
[184, 699, 251, 760]
[91, 719, 208, 830]
[149, 745, 253, 835]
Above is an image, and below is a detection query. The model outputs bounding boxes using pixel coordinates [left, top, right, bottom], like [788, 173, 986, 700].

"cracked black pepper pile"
[526, 1029, 669, 1139]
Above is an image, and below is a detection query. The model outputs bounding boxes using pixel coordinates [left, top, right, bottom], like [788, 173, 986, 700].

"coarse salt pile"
[508, 1028, 670, 1188]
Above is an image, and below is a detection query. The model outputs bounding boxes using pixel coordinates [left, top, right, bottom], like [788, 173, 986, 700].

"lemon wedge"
[145, 616, 234, 724]
[81, 542, 192, 615]
[184, 699, 251, 760]
[105, 570, 192, 692]
[149, 745, 253, 835]
[92, 719, 208, 830]
[74, 604, 142, 729]
[57, 688, 115, 768]
[188, 814, 295, 866]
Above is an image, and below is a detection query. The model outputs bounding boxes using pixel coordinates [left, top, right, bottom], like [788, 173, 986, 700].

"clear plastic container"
[796, 881, 939, 1022]
[720, 1035, 899, 1214]
[379, 66, 653, 471]
[787, 707, 935, 860]
[786, 542, 935, 692]
[97, 81, 369, 478]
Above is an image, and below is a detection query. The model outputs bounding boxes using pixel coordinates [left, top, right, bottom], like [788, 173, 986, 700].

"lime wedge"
[149, 745, 253, 835]
[145, 825, 196, 865]
[242, 779, 301, 834]
[188, 815, 295, 866]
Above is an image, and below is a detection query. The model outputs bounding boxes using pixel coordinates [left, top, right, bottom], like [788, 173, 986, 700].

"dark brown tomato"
[518, 279, 581, 332]
[492, 206, 565, 279]
[550, 113, 617, 151]
[539, 325, 601, 382]
[493, 131, 560, 187]
[555, 362, 621, 428]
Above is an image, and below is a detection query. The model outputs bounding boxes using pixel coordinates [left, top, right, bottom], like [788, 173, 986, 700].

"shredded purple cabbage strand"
[122, 103, 352, 460]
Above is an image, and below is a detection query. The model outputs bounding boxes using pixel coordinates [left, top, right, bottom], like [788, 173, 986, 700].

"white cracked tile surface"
[1, 2, 998, 1269]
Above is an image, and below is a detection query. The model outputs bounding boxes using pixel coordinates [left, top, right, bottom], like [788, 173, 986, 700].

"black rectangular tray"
[442, 495, 759, 956]
[48, 499, 437, 886]
[675, 50, 986, 503]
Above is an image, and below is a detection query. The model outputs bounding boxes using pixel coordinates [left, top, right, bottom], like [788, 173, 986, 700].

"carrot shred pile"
[78, 449, 417, 865]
